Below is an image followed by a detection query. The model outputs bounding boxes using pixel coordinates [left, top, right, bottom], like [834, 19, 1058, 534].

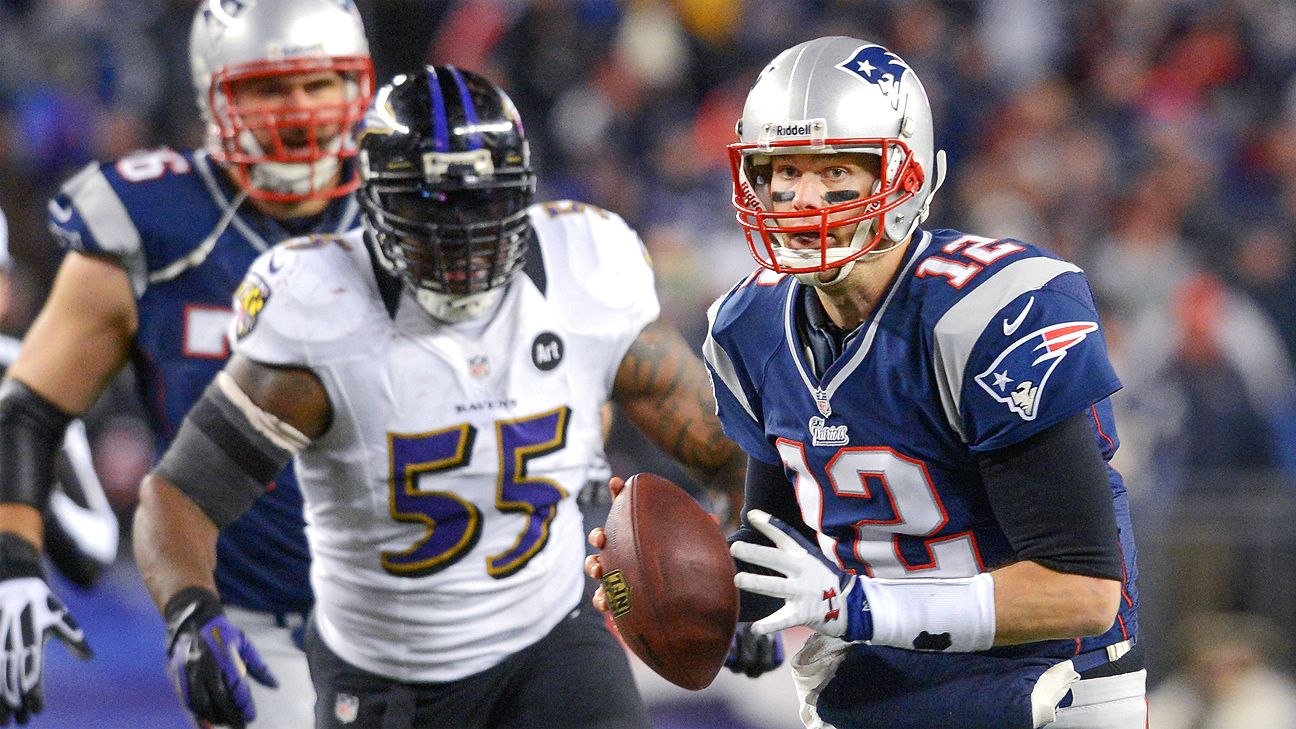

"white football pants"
[222, 605, 315, 729]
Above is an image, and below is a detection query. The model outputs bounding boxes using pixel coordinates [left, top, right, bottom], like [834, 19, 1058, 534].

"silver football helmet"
[729, 36, 947, 285]
[190, 0, 374, 202]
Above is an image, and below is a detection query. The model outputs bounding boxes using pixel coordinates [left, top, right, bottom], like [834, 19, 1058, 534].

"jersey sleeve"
[529, 202, 661, 393]
[703, 290, 781, 464]
[948, 270, 1121, 452]
[230, 235, 377, 368]
[48, 161, 149, 295]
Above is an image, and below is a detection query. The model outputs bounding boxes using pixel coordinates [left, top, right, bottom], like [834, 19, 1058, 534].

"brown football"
[599, 472, 739, 691]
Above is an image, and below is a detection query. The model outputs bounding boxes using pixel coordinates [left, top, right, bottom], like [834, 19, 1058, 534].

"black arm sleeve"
[977, 410, 1123, 580]
[152, 378, 294, 529]
[727, 455, 817, 622]
[0, 379, 72, 510]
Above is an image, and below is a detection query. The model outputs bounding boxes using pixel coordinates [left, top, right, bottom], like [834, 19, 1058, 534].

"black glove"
[724, 622, 784, 678]
[0, 532, 91, 726]
[165, 587, 277, 729]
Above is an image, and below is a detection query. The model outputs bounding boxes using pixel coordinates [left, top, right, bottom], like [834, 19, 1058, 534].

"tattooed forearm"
[613, 320, 746, 508]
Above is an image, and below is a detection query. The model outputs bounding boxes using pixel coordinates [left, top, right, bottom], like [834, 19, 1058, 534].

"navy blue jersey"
[48, 147, 361, 613]
[705, 228, 1138, 663]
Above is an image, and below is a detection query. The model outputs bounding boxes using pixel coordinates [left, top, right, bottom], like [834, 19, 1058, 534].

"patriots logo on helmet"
[974, 322, 1098, 421]
[837, 45, 910, 108]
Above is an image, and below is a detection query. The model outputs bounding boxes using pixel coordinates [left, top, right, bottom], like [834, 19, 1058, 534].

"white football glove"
[0, 570, 91, 726]
[729, 509, 873, 641]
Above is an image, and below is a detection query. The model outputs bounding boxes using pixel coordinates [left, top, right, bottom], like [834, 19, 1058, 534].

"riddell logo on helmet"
[773, 122, 815, 137]
[757, 118, 826, 147]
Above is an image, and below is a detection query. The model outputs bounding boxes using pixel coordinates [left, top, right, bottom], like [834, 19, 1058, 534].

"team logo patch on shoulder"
[974, 322, 1098, 421]
[232, 273, 271, 340]
[531, 331, 564, 371]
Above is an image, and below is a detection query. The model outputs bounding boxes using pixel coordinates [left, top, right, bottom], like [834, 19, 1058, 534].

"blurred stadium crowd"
[2, 0, 1296, 726]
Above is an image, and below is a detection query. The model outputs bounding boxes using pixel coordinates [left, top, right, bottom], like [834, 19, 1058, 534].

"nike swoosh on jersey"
[1002, 296, 1034, 336]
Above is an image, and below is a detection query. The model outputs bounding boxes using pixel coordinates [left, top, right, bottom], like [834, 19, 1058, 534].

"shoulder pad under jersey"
[230, 229, 380, 366]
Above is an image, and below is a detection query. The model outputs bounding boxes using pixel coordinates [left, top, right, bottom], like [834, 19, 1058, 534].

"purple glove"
[724, 622, 784, 678]
[165, 588, 277, 728]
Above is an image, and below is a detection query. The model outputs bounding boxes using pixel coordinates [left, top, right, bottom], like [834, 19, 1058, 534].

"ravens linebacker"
[133, 66, 746, 728]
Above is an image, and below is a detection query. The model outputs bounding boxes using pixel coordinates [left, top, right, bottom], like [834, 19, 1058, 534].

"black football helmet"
[358, 65, 535, 319]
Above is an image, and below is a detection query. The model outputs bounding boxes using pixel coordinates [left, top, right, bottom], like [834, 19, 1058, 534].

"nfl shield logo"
[334, 693, 359, 724]
[816, 397, 832, 417]
[469, 355, 490, 379]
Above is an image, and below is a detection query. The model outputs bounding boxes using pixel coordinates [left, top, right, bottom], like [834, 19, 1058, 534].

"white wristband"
[860, 572, 996, 652]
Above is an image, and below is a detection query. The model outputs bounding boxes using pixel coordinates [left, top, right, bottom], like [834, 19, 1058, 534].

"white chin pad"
[240, 131, 342, 195]
[774, 243, 862, 288]
[414, 288, 501, 323]
[793, 263, 854, 288]
[774, 245, 859, 268]
[250, 158, 339, 195]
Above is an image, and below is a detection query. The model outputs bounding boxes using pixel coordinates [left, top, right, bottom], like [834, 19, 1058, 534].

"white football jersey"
[230, 201, 659, 682]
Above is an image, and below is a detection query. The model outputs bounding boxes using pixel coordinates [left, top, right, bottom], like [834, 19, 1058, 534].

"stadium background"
[1, 0, 1294, 725]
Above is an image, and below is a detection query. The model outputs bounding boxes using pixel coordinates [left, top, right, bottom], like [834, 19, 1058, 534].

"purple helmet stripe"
[426, 68, 449, 152]
[446, 66, 482, 150]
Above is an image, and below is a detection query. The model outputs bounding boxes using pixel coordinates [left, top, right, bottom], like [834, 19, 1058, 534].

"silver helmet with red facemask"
[190, 0, 375, 202]
[357, 66, 536, 323]
[728, 36, 946, 287]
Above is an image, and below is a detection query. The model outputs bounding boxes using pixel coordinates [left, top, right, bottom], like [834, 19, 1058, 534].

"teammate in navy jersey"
[0, 209, 119, 727]
[132, 66, 745, 729]
[0, 1, 374, 725]
[585, 36, 1146, 729]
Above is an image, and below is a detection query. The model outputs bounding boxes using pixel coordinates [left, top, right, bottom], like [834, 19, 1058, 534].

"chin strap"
[793, 262, 854, 288]
[367, 236, 504, 324]
[788, 232, 912, 289]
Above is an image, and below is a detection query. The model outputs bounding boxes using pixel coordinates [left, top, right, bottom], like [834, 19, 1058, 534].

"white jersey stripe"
[60, 164, 147, 295]
[193, 153, 272, 254]
[705, 296, 758, 423]
[932, 257, 1082, 438]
